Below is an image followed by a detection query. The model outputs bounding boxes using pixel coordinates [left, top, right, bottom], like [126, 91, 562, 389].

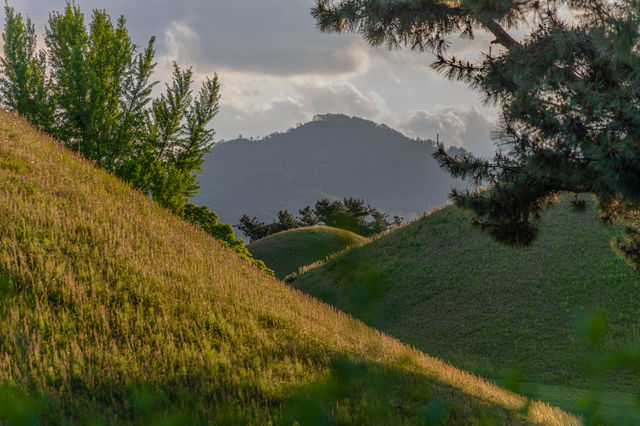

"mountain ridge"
[194, 114, 471, 236]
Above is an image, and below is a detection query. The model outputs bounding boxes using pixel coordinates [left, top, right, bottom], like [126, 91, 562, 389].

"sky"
[8, 0, 503, 156]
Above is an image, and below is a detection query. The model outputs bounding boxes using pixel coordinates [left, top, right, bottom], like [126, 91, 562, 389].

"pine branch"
[476, 16, 521, 50]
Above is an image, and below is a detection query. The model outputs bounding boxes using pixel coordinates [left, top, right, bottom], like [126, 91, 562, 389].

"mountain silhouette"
[194, 114, 472, 233]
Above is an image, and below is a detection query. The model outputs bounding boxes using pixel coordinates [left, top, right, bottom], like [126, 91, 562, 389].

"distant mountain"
[194, 114, 473, 233]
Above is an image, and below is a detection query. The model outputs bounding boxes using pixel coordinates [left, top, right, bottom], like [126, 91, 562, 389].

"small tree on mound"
[312, 0, 640, 271]
[298, 206, 320, 227]
[239, 198, 392, 242]
[238, 215, 270, 242]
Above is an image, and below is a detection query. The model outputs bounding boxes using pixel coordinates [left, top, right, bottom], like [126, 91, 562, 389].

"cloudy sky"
[9, 0, 502, 155]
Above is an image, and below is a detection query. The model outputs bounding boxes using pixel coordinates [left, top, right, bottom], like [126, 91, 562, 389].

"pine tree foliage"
[299, 206, 320, 226]
[313, 0, 640, 270]
[238, 215, 271, 242]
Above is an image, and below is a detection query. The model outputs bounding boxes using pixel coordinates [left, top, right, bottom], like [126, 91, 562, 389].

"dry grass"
[0, 109, 579, 424]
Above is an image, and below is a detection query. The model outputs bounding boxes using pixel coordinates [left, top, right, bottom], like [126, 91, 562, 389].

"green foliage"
[237, 214, 270, 242]
[46, 4, 133, 164]
[238, 197, 395, 242]
[40, 3, 220, 212]
[314, 198, 391, 236]
[0, 3, 52, 130]
[0, 385, 49, 426]
[313, 0, 640, 271]
[298, 205, 320, 226]
[281, 357, 456, 425]
[0, 2, 248, 257]
[182, 203, 272, 274]
[121, 64, 220, 212]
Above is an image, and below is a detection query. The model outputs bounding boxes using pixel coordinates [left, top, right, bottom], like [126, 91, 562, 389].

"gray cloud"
[13, 0, 366, 76]
[161, 5, 367, 76]
[9, 0, 500, 151]
[397, 108, 497, 157]
[297, 83, 380, 118]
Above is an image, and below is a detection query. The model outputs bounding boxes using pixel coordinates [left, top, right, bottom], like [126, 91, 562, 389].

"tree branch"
[478, 17, 521, 50]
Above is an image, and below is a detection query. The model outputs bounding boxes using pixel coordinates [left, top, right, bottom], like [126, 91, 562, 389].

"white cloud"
[215, 80, 383, 140]
[397, 108, 497, 156]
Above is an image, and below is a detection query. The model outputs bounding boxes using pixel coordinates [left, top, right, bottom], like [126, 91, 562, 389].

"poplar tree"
[122, 63, 220, 212]
[313, 0, 640, 270]
[1, 2, 220, 215]
[0, 2, 263, 269]
[0, 3, 51, 130]
[45, 4, 154, 171]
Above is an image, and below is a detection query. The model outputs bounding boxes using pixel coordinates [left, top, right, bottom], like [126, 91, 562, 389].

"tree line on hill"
[238, 197, 402, 242]
[0, 2, 268, 271]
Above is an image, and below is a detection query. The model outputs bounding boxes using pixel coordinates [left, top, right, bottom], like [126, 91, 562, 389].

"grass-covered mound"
[248, 226, 368, 279]
[0, 110, 577, 424]
[292, 198, 640, 416]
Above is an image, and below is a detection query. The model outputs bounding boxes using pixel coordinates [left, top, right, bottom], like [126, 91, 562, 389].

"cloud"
[12, 0, 368, 77]
[215, 80, 381, 140]
[160, 1, 368, 76]
[397, 108, 497, 156]
[297, 83, 380, 118]
[9, 0, 500, 149]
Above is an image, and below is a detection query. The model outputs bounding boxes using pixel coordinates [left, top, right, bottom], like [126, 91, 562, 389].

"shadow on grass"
[280, 356, 514, 425]
[0, 356, 526, 425]
[492, 310, 640, 426]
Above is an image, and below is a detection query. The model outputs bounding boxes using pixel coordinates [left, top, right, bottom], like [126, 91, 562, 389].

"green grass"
[509, 381, 640, 424]
[248, 226, 368, 279]
[0, 110, 579, 424]
[292, 197, 640, 418]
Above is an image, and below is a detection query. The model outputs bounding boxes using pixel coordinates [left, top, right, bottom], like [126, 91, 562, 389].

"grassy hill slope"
[292, 200, 640, 398]
[0, 110, 577, 424]
[248, 226, 368, 279]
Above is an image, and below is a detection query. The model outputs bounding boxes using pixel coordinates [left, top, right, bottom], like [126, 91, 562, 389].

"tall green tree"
[0, 2, 263, 270]
[129, 63, 220, 212]
[0, 3, 51, 130]
[313, 0, 640, 270]
[1, 1, 219, 215]
[45, 4, 149, 170]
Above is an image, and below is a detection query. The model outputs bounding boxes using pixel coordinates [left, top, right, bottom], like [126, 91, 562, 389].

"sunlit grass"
[0, 110, 581, 423]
